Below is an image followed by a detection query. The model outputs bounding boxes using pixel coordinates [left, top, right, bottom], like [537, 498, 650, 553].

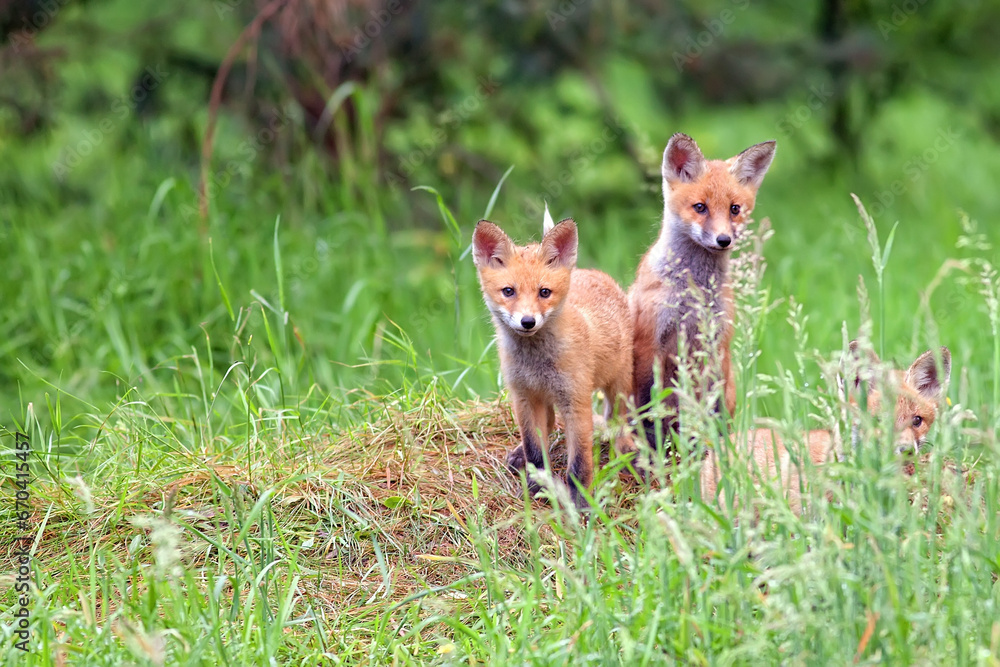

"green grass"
[3, 32, 1000, 664]
[3, 175, 999, 663]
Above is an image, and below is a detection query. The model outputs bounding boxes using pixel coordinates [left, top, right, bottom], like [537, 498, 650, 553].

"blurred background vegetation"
[3, 0, 1000, 430]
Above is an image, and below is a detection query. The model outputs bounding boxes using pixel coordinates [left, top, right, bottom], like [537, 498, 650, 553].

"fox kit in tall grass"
[473, 218, 636, 510]
[700, 345, 951, 513]
[630, 133, 776, 444]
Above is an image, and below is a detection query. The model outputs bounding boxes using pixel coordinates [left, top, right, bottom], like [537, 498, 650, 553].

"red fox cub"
[630, 133, 776, 444]
[700, 346, 951, 513]
[472, 218, 636, 510]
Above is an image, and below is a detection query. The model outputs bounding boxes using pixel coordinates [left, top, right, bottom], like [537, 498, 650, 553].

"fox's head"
[661, 133, 776, 252]
[848, 342, 952, 454]
[472, 219, 577, 337]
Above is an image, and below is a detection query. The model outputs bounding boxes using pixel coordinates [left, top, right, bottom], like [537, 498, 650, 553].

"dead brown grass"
[19, 398, 639, 611]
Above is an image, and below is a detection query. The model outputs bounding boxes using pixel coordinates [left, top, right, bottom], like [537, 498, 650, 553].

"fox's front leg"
[633, 334, 660, 448]
[636, 305, 680, 448]
[506, 390, 549, 492]
[562, 395, 596, 510]
[632, 310, 657, 427]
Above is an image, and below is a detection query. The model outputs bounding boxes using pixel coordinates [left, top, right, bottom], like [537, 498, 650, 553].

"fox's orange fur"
[630, 133, 776, 445]
[700, 345, 951, 513]
[473, 218, 635, 510]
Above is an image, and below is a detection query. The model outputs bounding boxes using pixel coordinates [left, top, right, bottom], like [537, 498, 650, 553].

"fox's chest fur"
[648, 233, 732, 349]
[496, 326, 571, 402]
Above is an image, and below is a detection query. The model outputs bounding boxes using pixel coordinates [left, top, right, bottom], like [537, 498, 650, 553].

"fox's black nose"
[716, 234, 731, 248]
[521, 316, 536, 330]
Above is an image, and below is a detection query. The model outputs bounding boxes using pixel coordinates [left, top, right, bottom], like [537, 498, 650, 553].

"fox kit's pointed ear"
[662, 133, 706, 183]
[729, 140, 776, 189]
[847, 339, 880, 389]
[472, 220, 513, 268]
[848, 339, 880, 363]
[906, 347, 951, 401]
[541, 218, 578, 268]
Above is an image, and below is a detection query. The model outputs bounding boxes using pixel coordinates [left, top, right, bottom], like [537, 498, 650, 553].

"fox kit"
[701, 345, 951, 513]
[630, 133, 776, 444]
[472, 218, 636, 510]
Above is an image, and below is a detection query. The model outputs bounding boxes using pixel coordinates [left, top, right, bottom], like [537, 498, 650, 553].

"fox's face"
[850, 344, 951, 454]
[472, 219, 577, 337]
[661, 133, 776, 252]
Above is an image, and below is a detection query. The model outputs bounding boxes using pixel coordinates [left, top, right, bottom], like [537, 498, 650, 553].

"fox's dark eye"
[693, 202, 707, 214]
[730, 204, 741, 216]
[501, 287, 515, 297]
[539, 288, 552, 298]
[912, 415, 923, 427]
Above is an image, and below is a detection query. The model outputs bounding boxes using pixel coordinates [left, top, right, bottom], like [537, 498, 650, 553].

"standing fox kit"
[630, 133, 776, 443]
[701, 346, 951, 513]
[472, 219, 636, 510]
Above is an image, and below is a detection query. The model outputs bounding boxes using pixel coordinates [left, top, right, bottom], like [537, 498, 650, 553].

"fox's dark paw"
[507, 446, 543, 496]
[506, 445, 527, 471]
[507, 444, 543, 470]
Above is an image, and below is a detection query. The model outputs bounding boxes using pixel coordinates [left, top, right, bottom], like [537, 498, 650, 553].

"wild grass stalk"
[853, 193, 898, 361]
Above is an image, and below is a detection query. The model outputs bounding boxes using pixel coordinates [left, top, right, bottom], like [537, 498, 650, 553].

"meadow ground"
[3, 75, 1000, 663]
